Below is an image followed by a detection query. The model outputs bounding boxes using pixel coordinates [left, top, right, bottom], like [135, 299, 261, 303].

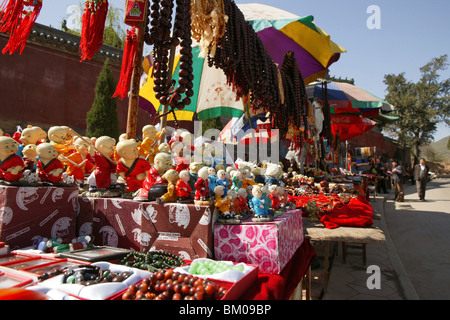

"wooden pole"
[126, 0, 150, 141]
[126, 26, 145, 140]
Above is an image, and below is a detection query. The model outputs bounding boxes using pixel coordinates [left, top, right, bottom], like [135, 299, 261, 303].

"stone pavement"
[306, 185, 418, 300]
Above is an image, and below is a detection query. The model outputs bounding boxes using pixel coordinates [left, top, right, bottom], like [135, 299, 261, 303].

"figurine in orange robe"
[61, 136, 95, 185]
[48, 126, 76, 157]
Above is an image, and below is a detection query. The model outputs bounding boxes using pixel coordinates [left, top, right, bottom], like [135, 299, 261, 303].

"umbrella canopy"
[314, 81, 395, 116]
[139, 46, 245, 122]
[331, 114, 376, 142]
[219, 116, 278, 145]
[237, 3, 346, 85]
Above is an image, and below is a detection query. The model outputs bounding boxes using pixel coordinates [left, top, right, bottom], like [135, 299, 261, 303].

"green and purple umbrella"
[237, 3, 346, 85]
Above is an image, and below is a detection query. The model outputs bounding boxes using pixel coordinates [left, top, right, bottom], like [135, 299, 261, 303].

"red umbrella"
[331, 115, 376, 142]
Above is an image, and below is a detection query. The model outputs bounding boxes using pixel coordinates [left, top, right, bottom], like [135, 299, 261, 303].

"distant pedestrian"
[388, 160, 404, 202]
[375, 158, 387, 194]
[414, 158, 430, 201]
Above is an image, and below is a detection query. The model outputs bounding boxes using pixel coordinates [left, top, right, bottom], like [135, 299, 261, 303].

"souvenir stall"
[0, 0, 363, 301]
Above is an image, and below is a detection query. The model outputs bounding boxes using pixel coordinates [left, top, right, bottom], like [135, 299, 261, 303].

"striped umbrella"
[237, 3, 346, 85]
[139, 46, 245, 122]
[314, 81, 395, 116]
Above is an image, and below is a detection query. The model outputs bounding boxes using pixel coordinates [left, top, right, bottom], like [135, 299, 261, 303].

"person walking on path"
[414, 158, 430, 201]
[388, 160, 404, 202]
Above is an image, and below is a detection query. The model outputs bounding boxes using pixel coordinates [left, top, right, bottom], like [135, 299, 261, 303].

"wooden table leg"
[305, 265, 311, 300]
[323, 241, 329, 294]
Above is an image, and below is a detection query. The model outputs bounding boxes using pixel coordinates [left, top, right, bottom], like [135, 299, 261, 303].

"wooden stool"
[342, 242, 367, 265]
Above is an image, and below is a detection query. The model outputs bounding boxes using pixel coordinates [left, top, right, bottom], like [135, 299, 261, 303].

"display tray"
[0, 266, 35, 288]
[59, 246, 133, 262]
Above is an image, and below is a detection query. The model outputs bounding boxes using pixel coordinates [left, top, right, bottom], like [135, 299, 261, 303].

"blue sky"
[36, 0, 450, 141]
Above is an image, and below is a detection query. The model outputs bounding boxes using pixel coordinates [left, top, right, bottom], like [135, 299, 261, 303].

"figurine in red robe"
[86, 136, 118, 191]
[176, 170, 192, 200]
[194, 167, 210, 201]
[0, 136, 25, 182]
[138, 152, 172, 199]
[116, 139, 151, 194]
[36, 143, 64, 183]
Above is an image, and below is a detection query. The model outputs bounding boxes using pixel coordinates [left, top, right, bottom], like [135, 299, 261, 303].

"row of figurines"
[0, 125, 293, 223]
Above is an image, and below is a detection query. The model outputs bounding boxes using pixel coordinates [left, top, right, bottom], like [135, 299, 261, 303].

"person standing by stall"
[414, 158, 430, 201]
[375, 157, 388, 194]
[388, 160, 404, 202]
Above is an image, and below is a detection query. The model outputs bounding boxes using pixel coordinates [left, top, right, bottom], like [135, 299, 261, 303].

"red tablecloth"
[240, 239, 316, 300]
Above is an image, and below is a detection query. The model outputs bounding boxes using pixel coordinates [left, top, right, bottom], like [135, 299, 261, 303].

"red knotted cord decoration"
[112, 27, 138, 100]
[0, 0, 43, 55]
[80, 0, 108, 61]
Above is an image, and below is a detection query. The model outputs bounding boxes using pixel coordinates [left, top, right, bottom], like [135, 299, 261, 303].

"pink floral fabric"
[214, 210, 304, 274]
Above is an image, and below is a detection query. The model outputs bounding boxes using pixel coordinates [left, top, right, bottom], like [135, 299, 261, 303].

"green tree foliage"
[86, 59, 120, 140]
[382, 55, 450, 164]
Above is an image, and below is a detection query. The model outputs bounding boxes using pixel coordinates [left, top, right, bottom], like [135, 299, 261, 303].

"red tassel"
[1, 0, 43, 55]
[112, 27, 138, 100]
[80, 0, 109, 61]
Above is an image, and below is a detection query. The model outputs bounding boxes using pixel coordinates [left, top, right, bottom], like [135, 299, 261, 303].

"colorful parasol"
[139, 46, 245, 122]
[314, 81, 395, 116]
[330, 114, 376, 142]
[237, 3, 346, 85]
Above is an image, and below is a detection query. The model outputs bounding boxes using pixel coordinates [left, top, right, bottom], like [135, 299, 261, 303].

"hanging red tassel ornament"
[79, 0, 108, 61]
[112, 27, 138, 100]
[0, 0, 43, 55]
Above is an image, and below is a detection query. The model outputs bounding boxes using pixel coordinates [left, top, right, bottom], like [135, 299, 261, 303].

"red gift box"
[0, 186, 79, 250]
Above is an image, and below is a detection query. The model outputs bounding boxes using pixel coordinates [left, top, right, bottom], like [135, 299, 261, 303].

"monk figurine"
[48, 126, 76, 157]
[0, 136, 25, 184]
[36, 143, 65, 184]
[194, 167, 211, 205]
[157, 169, 179, 204]
[251, 185, 273, 222]
[215, 185, 239, 224]
[86, 136, 121, 197]
[17, 125, 46, 157]
[138, 152, 172, 201]
[60, 136, 95, 187]
[139, 125, 164, 164]
[116, 139, 151, 196]
[216, 169, 229, 196]
[176, 170, 193, 203]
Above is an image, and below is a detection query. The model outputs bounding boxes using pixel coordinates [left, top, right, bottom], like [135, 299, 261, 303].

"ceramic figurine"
[180, 131, 194, 158]
[277, 186, 289, 209]
[231, 170, 244, 191]
[60, 136, 95, 187]
[0, 136, 25, 184]
[216, 169, 229, 196]
[138, 152, 172, 201]
[157, 169, 179, 204]
[241, 167, 255, 190]
[194, 167, 212, 205]
[214, 185, 240, 224]
[86, 136, 121, 197]
[139, 125, 163, 163]
[36, 143, 65, 184]
[18, 125, 46, 156]
[227, 189, 243, 221]
[22, 144, 37, 171]
[48, 126, 76, 157]
[207, 167, 217, 197]
[188, 162, 201, 190]
[176, 170, 193, 203]
[112, 133, 128, 162]
[251, 185, 273, 222]
[264, 162, 282, 186]
[116, 139, 151, 196]
[261, 184, 273, 211]
[174, 153, 190, 173]
[158, 143, 170, 154]
[268, 184, 281, 212]
[237, 188, 250, 216]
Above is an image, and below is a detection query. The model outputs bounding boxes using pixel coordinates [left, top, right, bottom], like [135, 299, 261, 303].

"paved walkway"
[319, 177, 450, 300]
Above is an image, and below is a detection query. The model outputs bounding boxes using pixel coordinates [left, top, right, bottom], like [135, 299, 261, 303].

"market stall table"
[302, 218, 385, 294]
